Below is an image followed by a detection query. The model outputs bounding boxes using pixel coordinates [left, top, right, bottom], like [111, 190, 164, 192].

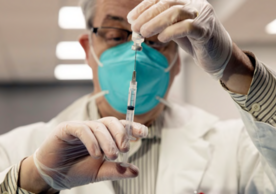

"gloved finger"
[127, 0, 158, 25]
[120, 120, 148, 138]
[158, 19, 202, 43]
[131, 0, 182, 33]
[60, 122, 102, 159]
[84, 121, 119, 160]
[98, 117, 129, 153]
[96, 161, 139, 182]
[140, 4, 198, 38]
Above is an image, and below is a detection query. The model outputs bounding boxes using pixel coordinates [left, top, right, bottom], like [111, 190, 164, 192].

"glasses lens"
[96, 28, 129, 47]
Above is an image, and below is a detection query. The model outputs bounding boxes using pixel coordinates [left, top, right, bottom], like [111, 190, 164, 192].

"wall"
[0, 83, 93, 135]
[171, 54, 241, 121]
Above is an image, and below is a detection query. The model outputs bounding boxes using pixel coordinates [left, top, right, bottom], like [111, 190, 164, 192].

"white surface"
[59, 7, 86, 29]
[56, 41, 86, 60]
[54, 64, 92, 80]
[266, 19, 276, 34]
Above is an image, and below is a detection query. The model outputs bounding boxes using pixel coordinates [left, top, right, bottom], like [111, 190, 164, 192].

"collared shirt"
[0, 161, 24, 194]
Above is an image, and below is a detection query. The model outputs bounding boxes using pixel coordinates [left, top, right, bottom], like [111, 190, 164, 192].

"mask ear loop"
[87, 36, 109, 103]
[89, 34, 104, 67]
[156, 96, 173, 109]
[164, 52, 178, 72]
[91, 91, 109, 99]
[156, 52, 178, 108]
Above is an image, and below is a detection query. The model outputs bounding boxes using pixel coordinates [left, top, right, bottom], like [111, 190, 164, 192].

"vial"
[132, 32, 144, 51]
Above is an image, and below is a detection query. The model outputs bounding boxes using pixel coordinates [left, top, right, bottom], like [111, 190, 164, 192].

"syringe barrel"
[127, 81, 137, 108]
[125, 81, 137, 138]
[125, 109, 134, 138]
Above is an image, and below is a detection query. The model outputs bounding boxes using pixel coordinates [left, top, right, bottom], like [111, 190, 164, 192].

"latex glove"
[128, 0, 232, 80]
[33, 117, 148, 191]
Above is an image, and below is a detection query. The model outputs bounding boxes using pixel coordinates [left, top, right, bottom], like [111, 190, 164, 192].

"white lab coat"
[0, 94, 275, 194]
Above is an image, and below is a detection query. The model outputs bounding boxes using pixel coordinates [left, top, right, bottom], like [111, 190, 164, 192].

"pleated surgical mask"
[91, 40, 177, 115]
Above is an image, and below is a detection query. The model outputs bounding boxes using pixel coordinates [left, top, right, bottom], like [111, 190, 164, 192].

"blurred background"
[0, 0, 275, 134]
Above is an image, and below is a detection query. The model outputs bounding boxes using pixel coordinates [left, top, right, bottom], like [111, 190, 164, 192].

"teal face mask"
[96, 41, 173, 115]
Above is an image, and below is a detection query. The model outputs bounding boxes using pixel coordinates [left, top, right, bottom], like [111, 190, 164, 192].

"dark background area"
[0, 82, 93, 134]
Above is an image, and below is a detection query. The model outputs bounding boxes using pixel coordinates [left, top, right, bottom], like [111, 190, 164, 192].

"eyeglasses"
[91, 27, 170, 50]
[91, 27, 132, 47]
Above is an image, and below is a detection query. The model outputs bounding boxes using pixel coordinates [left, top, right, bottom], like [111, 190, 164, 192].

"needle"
[134, 50, 137, 72]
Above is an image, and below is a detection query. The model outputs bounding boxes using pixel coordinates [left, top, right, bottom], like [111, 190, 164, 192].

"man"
[1, 0, 276, 193]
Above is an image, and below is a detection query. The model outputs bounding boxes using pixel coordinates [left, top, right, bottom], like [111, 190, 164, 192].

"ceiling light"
[54, 64, 93, 80]
[266, 19, 276, 34]
[56, 41, 85, 60]
[59, 7, 86, 29]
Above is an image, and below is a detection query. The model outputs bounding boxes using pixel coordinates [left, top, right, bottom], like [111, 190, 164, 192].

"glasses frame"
[90, 26, 172, 50]
[91, 27, 133, 38]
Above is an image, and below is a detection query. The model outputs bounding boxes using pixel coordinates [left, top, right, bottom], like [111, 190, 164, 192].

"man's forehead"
[97, 0, 142, 7]
[94, 0, 142, 26]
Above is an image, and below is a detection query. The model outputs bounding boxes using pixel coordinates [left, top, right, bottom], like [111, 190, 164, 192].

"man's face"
[79, 0, 180, 122]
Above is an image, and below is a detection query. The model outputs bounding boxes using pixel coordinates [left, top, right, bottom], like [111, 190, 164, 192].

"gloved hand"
[32, 117, 148, 191]
[128, 0, 232, 80]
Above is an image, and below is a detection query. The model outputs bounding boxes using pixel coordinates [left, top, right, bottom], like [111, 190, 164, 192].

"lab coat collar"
[52, 94, 219, 138]
[74, 93, 219, 139]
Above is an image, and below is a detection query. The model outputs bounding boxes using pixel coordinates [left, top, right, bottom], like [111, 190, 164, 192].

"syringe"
[120, 72, 137, 167]
[120, 32, 144, 167]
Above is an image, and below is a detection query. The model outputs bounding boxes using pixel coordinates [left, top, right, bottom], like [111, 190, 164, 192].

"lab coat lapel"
[156, 103, 218, 194]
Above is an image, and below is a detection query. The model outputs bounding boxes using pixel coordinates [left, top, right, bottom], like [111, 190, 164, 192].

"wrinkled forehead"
[93, 0, 143, 28]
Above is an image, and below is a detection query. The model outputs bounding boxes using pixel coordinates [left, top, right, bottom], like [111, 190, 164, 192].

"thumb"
[95, 161, 139, 182]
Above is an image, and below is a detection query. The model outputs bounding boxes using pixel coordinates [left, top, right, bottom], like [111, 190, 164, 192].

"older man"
[1, 0, 276, 193]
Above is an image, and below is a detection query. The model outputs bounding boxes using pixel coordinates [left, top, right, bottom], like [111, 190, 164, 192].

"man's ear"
[79, 34, 90, 60]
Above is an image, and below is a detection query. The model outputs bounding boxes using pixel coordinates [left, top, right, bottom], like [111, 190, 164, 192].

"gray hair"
[79, 0, 96, 29]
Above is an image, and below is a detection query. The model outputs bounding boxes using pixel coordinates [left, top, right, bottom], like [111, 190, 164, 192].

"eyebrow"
[105, 14, 126, 23]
